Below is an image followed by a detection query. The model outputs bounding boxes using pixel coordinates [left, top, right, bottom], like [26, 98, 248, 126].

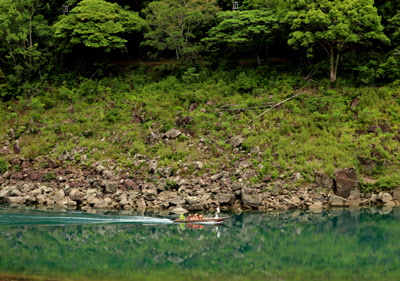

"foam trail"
[0, 210, 174, 226]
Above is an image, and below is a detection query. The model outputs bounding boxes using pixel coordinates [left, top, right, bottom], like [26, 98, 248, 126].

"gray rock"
[69, 188, 84, 201]
[334, 168, 359, 198]
[170, 207, 188, 214]
[169, 197, 185, 206]
[53, 190, 65, 202]
[242, 188, 262, 207]
[157, 178, 167, 191]
[250, 146, 260, 154]
[157, 191, 178, 201]
[308, 201, 323, 211]
[94, 200, 110, 209]
[105, 181, 118, 193]
[193, 161, 204, 169]
[348, 188, 361, 200]
[370, 193, 378, 203]
[315, 171, 334, 189]
[143, 189, 158, 201]
[163, 128, 181, 139]
[134, 154, 149, 162]
[231, 136, 244, 148]
[214, 193, 235, 205]
[381, 193, 393, 203]
[148, 160, 158, 173]
[124, 179, 135, 189]
[393, 188, 400, 200]
[136, 198, 147, 210]
[4, 197, 27, 204]
[158, 167, 172, 178]
[329, 195, 349, 207]
[9, 188, 23, 197]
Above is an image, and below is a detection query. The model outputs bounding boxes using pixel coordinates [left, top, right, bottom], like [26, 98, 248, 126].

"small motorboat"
[173, 216, 231, 224]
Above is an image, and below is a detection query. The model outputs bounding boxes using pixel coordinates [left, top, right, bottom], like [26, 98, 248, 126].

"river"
[0, 205, 399, 281]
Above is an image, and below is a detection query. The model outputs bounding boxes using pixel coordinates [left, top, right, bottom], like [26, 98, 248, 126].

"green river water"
[0, 205, 399, 281]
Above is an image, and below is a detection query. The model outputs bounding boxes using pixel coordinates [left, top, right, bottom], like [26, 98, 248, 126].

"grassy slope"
[0, 66, 399, 191]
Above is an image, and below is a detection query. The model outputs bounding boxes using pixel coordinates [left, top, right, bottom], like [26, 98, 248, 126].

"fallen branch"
[248, 92, 305, 124]
[218, 103, 276, 112]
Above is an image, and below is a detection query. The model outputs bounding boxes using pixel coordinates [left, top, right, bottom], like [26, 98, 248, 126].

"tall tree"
[53, 0, 147, 52]
[0, 0, 50, 78]
[142, 0, 219, 61]
[204, 10, 279, 66]
[285, 0, 390, 82]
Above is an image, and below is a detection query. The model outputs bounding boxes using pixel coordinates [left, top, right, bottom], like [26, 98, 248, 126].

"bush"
[0, 158, 8, 174]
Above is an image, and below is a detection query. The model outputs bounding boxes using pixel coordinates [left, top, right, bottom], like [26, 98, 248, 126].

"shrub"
[0, 158, 8, 174]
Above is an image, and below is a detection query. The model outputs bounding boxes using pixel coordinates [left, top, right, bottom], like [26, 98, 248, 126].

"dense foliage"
[0, 0, 399, 191]
[0, 0, 398, 92]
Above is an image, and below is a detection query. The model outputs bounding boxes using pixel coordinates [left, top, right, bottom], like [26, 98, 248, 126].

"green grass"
[0, 68, 399, 192]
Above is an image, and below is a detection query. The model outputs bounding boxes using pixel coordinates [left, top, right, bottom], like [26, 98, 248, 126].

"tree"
[204, 9, 278, 66]
[0, 0, 53, 94]
[285, 0, 390, 82]
[142, 0, 219, 61]
[53, 0, 147, 52]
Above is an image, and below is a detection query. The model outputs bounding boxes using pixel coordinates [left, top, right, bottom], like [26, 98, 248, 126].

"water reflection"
[0, 206, 399, 281]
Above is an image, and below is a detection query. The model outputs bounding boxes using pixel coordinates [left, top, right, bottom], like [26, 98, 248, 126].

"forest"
[0, 0, 399, 192]
[0, 0, 399, 96]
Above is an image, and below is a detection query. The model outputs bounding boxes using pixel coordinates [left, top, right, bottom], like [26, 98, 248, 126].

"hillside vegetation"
[1, 65, 399, 192]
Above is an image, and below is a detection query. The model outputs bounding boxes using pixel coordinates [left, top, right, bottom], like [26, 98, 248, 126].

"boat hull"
[173, 216, 231, 223]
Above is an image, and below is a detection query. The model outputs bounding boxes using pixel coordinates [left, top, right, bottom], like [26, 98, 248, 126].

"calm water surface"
[0, 205, 399, 281]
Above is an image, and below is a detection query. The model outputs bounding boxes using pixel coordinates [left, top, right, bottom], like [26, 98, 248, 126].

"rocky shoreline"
[1, 155, 399, 213]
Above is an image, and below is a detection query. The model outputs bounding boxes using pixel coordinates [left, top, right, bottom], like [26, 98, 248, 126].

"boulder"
[94, 200, 110, 209]
[53, 190, 65, 202]
[163, 128, 181, 139]
[250, 146, 260, 154]
[381, 193, 393, 203]
[158, 168, 172, 178]
[69, 188, 84, 202]
[136, 198, 147, 210]
[329, 195, 349, 207]
[9, 188, 22, 197]
[334, 168, 359, 198]
[242, 188, 262, 208]
[157, 191, 178, 201]
[348, 188, 361, 200]
[124, 179, 135, 189]
[148, 160, 158, 173]
[104, 181, 118, 193]
[4, 196, 27, 204]
[143, 189, 158, 201]
[315, 171, 334, 189]
[170, 207, 188, 214]
[214, 193, 236, 205]
[393, 188, 400, 200]
[169, 197, 185, 206]
[308, 201, 323, 211]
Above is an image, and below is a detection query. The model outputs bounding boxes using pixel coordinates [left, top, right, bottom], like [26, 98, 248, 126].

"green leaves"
[53, 0, 146, 51]
[285, 0, 390, 81]
[142, 0, 219, 61]
[204, 9, 279, 66]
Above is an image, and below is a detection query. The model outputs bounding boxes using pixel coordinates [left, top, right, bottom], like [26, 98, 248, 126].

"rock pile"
[0, 157, 399, 212]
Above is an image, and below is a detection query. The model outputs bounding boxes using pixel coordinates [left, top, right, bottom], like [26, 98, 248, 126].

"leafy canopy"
[285, 0, 390, 81]
[142, 0, 219, 61]
[53, 0, 146, 51]
[204, 9, 279, 65]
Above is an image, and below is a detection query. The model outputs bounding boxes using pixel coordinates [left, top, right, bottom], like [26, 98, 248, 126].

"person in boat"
[180, 214, 186, 220]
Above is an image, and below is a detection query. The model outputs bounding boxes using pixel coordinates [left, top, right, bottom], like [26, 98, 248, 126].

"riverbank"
[1, 70, 400, 212]
[1, 156, 399, 212]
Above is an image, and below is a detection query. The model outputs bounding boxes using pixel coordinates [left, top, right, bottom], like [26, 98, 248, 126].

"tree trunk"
[329, 46, 337, 82]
